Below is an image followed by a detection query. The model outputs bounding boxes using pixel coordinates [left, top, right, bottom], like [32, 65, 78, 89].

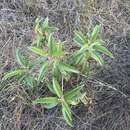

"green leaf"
[89, 40, 102, 48]
[53, 78, 63, 98]
[44, 103, 58, 109]
[74, 45, 88, 58]
[66, 99, 79, 106]
[91, 25, 101, 41]
[75, 54, 84, 64]
[57, 68, 70, 80]
[34, 19, 43, 35]
[3, 69, 25, 80]
[62, 101, 72, 117]
[62, 107, 72, 126]
[38, 62, 48, 81]
[64, 86, 82, 102]
[52, 61, 60, 78]
[46, 81, 56, 94]
[59, 62, 79, 74]
[90, 51, 104, 65]
[48, 34, 53, 55]
[36, 35, 45, 47]
[34, 18, 40, 33]
[53, 43, 64, 57]
[33, 97, 59, 106]
[23, 75, 36, 88]
[48, 26, 59, 33]
[73, 50, 84, 65]
[62, 101, 72, 126]
[74, 30, 87, 46]
[30, 57, 47, 68]
[94, 44, 113, 58]
[42, 17, 49, 31]
[35, 18, 40, 25]
[16, 49, 28, 67]
[29, 47, 47, 56]
[33, 97, 59, 108]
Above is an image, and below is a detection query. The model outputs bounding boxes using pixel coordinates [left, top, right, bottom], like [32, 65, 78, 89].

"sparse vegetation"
[2, 17, 112, 126]
[0, 0, 130, 130]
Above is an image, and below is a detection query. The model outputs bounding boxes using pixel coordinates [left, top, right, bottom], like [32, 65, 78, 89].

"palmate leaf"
[33, 97, 59, 109]
[53, 78, 63, 98]
[38, 62, 49, 81]
[94, 44, 113, 58]
[16, 49, 28, 68]
[62, 101, 72, 126]
[28, 47, 47, 56]
[3, 69, 25, 80]
[74, 30, 88, 46]
[64, 86, 82, 103]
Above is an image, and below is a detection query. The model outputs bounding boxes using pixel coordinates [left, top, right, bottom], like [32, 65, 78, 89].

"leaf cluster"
[73, 25, 113, 73]
[2, 18, 113, 126]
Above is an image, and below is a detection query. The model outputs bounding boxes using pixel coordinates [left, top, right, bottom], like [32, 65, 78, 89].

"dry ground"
[0, 0, 130, 130]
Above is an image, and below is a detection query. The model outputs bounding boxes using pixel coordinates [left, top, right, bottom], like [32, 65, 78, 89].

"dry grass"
[0, 0, 130, 130]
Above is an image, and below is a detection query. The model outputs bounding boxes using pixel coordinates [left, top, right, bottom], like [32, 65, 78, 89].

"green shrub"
[73, 25, 113, 73]
[2, 17, 113, 126]
[33, 78, 83, 126]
